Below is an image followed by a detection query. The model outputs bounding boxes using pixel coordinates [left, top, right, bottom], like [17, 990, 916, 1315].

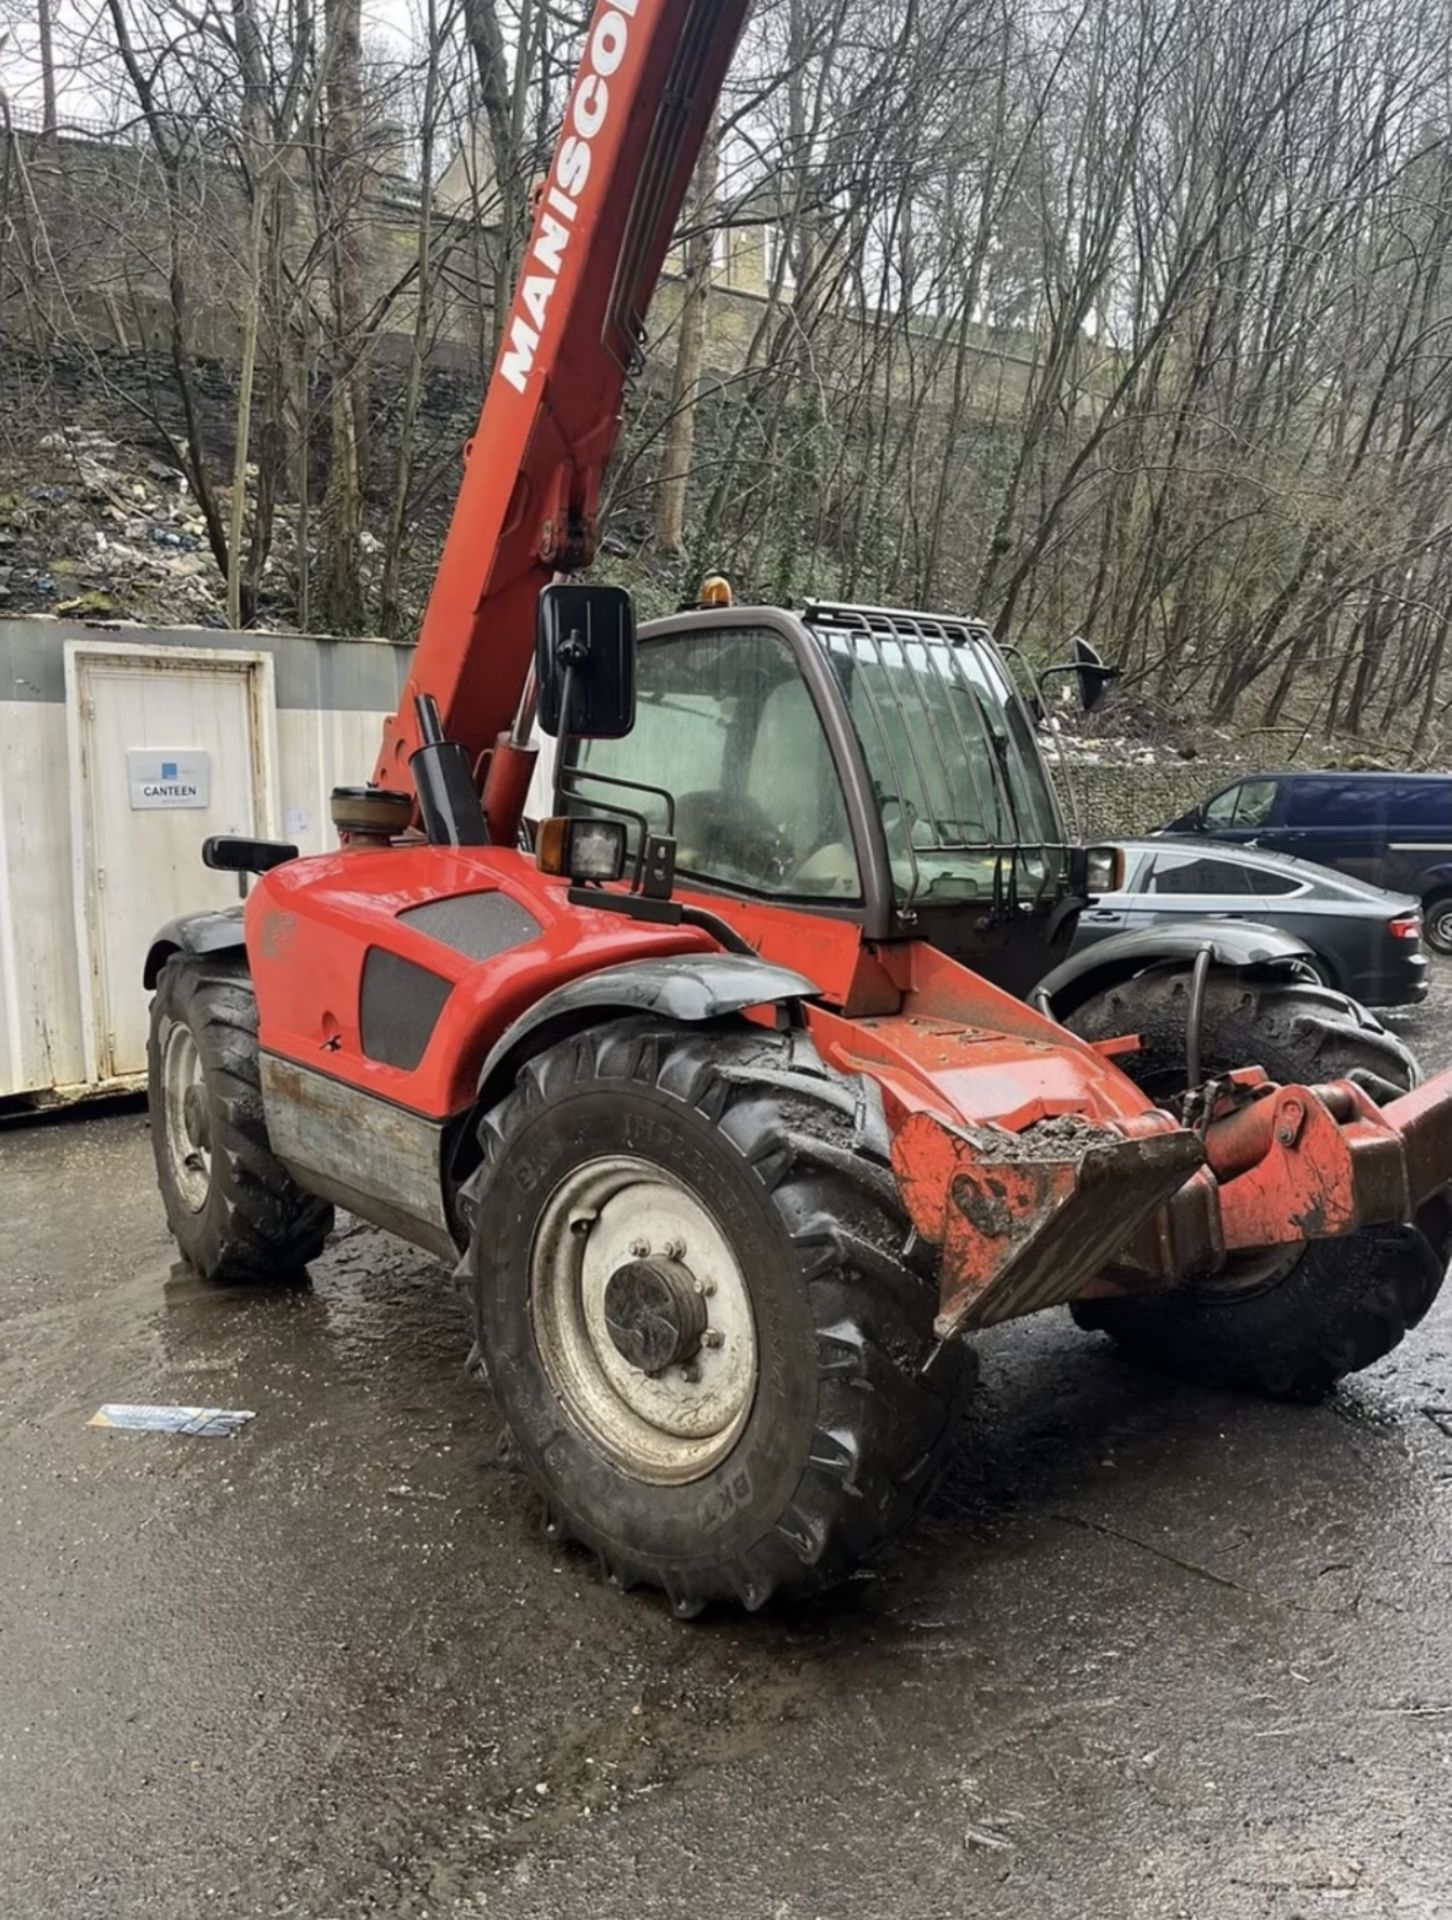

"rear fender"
[1032, 919, 1315, 1022]
[143, 907, 246, 988]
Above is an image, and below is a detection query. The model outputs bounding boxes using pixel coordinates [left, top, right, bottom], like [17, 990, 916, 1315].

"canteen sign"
[127, 750, 211, 811]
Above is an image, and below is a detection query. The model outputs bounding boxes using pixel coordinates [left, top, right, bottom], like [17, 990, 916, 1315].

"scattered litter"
[962, 1822, 1015, 1853]
[89, 1403, 255, 1437]
[385, 1483, 447, 1502]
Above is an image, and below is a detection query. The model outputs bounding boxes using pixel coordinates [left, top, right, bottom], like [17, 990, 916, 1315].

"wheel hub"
[161, 1021, 213, 1213]
[603, 1256, 708, 1374]
[182, 1082, 211, 1156]
[529, 1155, 758, 1484]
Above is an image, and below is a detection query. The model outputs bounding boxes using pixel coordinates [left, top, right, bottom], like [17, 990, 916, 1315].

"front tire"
[465, 1019, 973, 1613]
[1064, 971, 1448, 1397]
[147, 954, 334, 1282]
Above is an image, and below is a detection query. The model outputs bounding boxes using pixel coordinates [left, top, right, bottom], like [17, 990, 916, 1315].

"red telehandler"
[146, 0, 1452, 1614]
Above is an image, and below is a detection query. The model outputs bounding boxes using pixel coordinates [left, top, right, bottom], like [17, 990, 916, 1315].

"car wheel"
[1300, 952, 1337, 989]
[1423, 894, 1452, 955]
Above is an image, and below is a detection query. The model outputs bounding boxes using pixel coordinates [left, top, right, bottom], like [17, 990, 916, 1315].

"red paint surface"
[249, 845, 715, 1119]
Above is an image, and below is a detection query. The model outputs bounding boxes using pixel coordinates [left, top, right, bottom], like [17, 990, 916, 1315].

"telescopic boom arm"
[372, 0, 752, 801]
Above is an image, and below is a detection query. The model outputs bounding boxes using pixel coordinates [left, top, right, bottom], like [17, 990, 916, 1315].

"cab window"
[571, 626, 861, 902]
[816, 624, 1059, 904]
[1204, 779, 1276, 828]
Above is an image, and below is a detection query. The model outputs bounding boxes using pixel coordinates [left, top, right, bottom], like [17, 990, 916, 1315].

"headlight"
[536, 815, 628, 883]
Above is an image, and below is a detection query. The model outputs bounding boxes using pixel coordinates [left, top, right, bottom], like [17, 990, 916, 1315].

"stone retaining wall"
[1067, 759, 1246, 840]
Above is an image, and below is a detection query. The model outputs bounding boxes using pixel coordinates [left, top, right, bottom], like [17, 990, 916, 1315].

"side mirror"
[1072, 635, 1118, 713]
[202, 835, 298, 874]
[535, 583, 636, 739]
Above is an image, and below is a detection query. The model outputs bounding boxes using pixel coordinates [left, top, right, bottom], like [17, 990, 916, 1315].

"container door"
[68, 645, 275, 1083]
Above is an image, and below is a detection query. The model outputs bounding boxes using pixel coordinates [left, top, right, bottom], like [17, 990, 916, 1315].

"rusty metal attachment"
[892, 1110, 1204, 1335]
[892, 1066, 1452, 1338]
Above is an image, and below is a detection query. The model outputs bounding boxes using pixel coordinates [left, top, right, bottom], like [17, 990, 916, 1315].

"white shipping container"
[0, 617, 411, 1108]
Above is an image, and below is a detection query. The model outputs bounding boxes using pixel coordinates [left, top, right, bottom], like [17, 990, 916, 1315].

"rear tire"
[1064, 971, 1448, 1397]
[465, 1019, 973, 1613]
[147, 954, 334, 1282]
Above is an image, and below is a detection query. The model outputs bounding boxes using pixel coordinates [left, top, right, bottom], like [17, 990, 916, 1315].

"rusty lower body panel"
[260, 1053, 457, 1259]
[890, 1069, 1452, 1337]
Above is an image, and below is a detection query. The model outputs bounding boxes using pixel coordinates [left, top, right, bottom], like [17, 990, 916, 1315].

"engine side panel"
[245, 845, 717, 1121]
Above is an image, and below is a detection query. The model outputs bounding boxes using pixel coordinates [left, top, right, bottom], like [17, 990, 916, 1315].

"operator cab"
[546, 590, 1107, 995]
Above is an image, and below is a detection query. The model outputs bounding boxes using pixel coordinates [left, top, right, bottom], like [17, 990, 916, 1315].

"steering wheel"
[674, 791, 794, 887]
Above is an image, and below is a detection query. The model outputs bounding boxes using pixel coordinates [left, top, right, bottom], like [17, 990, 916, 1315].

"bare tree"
[7, 0, 1452, 764]
[652, 117, 721, 556]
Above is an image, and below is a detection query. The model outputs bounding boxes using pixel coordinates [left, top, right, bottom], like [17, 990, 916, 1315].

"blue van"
[1161, 770, 1452, 951]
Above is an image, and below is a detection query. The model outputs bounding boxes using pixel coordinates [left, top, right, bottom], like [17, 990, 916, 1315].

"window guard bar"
[803, 599, 1071, 913]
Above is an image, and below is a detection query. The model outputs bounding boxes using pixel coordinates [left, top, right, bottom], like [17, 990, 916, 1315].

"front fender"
[472, 952, 819, 1113]
[143, 907, 246, 988]
[1032, 918, 1314, 1021]
[446, 953, 820, 1225]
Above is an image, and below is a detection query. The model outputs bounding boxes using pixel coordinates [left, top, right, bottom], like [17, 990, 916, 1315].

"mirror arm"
[551, 659, 580, 816]
[1033, 661, 1092, 841]
[1034, 660, 1081, 704]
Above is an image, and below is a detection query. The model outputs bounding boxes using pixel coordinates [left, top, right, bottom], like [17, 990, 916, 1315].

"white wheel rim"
[530, 1155, 758, 1485]
[161, 1022, 212, 1212]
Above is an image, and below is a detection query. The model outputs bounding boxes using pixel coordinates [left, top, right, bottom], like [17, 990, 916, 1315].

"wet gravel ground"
[5, 978, 1452, 1919]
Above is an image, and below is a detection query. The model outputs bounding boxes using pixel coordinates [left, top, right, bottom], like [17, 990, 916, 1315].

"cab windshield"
[812, 614, 1063, 905]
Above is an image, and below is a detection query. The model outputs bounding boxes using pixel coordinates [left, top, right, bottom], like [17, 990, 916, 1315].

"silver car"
[1074, 839, 1428, 1007]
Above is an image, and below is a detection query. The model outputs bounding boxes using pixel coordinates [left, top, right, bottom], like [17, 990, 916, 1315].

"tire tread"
[1066, 970, 1444, 1396]
[470, 1017, 973, 1610]
[148, 954, 333, 1283]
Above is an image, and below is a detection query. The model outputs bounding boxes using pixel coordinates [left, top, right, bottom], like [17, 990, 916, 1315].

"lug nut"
[630, 1239, 650, 1258]
[691, 1278, 716, 1297]
[701, 1329, 724, 1350]
[665, 1238, 686, 1260]
[679, 1362, 701, 1384]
